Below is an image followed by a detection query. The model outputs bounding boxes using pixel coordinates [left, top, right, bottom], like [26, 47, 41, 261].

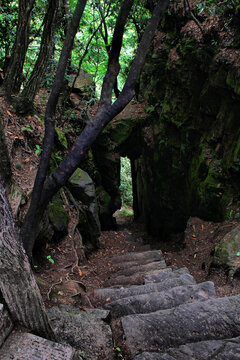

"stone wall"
[133, 2, 240, 238]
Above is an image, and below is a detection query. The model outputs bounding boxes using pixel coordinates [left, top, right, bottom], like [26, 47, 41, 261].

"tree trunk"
[3, 0, 36, 96]
[0, 179, 55, 340]
[21, 0, 60, 105]
[0, 114, 12, 191]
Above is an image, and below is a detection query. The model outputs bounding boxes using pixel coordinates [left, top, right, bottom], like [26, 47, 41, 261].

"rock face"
[97, 2, 240, 239]
[0, 332, 78, 360]
[47, 306, 113, 360]
[131, 5, 240, 237]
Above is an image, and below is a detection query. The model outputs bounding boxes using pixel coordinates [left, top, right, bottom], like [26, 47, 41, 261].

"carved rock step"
[104, 268, 173, 287]
[92, 273, 196, 306]
[144, 267, 190, 284]
[107, 260, 167, 279]
[47, 306, 114, 360]
[0, 303, 13, 347]
[109, 249, 164, 263]
[133, 336, 240, 359]
[109, 254, 165, 273]
[104, 281, 216, 317]
[121, 295, 240, 357]
[104, 260, 167, 286]
[0, 332, 78, 360]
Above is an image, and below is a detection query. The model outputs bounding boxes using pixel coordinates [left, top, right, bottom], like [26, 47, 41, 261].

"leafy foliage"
[120, 157, 133, 208]
[197, 0, 240, 15]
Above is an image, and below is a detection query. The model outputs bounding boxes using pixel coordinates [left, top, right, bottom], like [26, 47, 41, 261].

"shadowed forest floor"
[35, 213, 240, 309]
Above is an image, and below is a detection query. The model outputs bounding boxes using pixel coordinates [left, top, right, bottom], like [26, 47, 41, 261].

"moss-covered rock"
[48, 193, 69, 242]
[212, 226, 240, 278]
[68, 168, 101, 250]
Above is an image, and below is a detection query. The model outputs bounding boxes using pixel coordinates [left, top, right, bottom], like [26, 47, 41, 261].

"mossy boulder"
[48, 193, 69, 242]
[212, 226, 240, 278]
[69, 70, 95, 99]
[68, 168, 101, 250]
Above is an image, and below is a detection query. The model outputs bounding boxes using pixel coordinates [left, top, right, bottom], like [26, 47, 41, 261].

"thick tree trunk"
[3, 0, 36, 96]
[0, 179, 55, 340]
[0, 115, 12, 190]
[21, 0, 60, 105]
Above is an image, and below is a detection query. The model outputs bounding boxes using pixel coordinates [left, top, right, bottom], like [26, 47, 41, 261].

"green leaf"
[115, 347, 121, 352]
[237, 252, 240, 257]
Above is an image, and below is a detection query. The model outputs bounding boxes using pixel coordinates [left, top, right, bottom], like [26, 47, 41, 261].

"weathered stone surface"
[104, 281, 216, 317]
[122, 295, 240, 357]
[0, 332, 78, 360]
[107, 260, 167, 278]
[212, 226, 240, 275]
[134, 336, 240, 360]
[47, 306, 114, 360]
[68, 168, 101, 250]
[93, 273, 196, 305]
[144, 267, 189, 284]
[110, 250, 164, 263]
[0, 303, 13, 347]
[104, 268, 172, 287]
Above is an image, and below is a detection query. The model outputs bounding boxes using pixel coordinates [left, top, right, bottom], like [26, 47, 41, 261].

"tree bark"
[21, 0, 60, 104]
[0, 179, 55, 340]
[3, 0, 36, 96]
[21, 0, 169, 259]
[0, 114, 12, 191]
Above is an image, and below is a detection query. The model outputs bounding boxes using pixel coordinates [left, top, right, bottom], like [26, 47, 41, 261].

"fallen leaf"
[78, 267, 83, 276]
[24, 157, 30, 163]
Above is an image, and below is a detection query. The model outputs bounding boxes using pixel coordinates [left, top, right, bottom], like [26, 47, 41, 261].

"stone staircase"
[1, 247, 240, 359]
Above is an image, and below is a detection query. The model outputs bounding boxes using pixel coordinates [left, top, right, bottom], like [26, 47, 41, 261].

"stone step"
[47, 306, 114, 360]
[0, 332, 78, 360]
[104, 268, 173, 287]
[104, 281, 216, 317]
[105, 260, 167, 279]
[133, 336, 240, 359]
[92, 273, 196, 306]
[110, 257, 165, 273]
[144, 267, 190, 284]
[121, 295, 240, 357]
[0, 303, 13, 347]
[109, 249, 164, 263]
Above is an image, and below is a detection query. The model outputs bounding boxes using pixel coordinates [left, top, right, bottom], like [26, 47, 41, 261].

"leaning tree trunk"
[3, 0, 36, 96]
[21, 0, 60, 105]
[0, 179, 55, 340]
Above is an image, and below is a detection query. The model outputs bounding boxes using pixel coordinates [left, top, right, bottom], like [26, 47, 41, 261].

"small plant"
[21, 124, 33, 133]
[114, 346, 124, 358]
[226, 209, 233, 220]
[46, 255, 54, 264]
[35, 144, 42, 155]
